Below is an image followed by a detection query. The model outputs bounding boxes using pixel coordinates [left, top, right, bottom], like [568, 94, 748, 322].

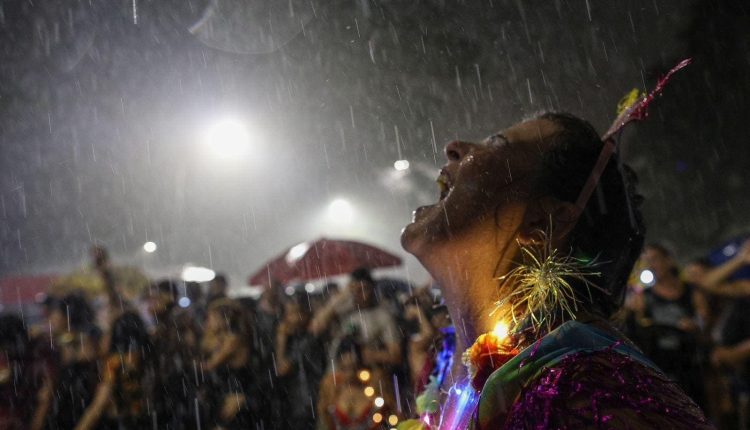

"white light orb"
[374, 397, 385, 408]
[328, 198, 354, 223]
[178, 297, 191, 308]
[181, 266, 215, 283]
[143, 241, 157, 253]
[393, 159, 410, 171]
[285, 286, 296, 296]
[640, 269, 655, 286]
[205, 119, 250, 159]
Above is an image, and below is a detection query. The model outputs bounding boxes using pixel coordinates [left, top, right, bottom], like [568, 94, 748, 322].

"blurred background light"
[181, 265, 215, 283]
[328, 199, 354, 224]
[639, 269, 655, 286]
[143, 241, 157, 253]
[205, 119, 250, 159]
[393, 159, 410, 171]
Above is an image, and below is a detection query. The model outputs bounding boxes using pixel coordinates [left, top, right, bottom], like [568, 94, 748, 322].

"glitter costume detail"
[473, 321, 712, 429]
[503, 349, 712, 429]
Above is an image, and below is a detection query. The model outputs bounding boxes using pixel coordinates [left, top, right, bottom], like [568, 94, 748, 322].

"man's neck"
[421, 230, 520, 354]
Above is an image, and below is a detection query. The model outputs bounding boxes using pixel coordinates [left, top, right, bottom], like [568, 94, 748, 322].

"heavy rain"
[0, 1, 748, 429]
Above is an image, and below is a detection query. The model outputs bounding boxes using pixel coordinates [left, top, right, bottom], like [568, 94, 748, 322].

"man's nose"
[445, 140, 471, 162]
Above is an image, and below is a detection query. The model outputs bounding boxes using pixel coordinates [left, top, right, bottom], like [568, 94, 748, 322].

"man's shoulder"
[502, 348, 711, 428]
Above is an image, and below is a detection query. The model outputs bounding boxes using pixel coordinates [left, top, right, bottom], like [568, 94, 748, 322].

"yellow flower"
[616, 88, 644, 115]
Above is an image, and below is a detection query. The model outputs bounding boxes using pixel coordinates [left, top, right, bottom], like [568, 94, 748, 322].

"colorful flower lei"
[462, 331, 520, 391]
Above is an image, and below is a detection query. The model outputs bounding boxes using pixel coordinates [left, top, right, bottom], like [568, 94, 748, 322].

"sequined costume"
[473, 321, 711, 429]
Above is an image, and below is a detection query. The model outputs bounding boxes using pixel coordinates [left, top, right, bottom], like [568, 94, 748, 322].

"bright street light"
[328, 198, 353, 224]
[394, 159, 410, 171]
[143, 241, 157, 253]
[205, 119, 251, 159]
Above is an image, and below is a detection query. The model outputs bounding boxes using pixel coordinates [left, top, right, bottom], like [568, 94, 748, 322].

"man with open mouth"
[400, 112, 712, 429]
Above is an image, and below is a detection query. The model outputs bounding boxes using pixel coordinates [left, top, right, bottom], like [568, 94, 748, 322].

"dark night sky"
[0, 0, 748, 283]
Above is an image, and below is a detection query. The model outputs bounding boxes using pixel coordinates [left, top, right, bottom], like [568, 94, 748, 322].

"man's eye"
[488, 134, 508, 147]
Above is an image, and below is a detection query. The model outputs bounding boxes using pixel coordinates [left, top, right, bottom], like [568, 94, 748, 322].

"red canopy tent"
[0, 275, 57, 306]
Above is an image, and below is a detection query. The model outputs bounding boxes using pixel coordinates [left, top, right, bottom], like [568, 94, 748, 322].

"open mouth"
[436, 170, 453, 202]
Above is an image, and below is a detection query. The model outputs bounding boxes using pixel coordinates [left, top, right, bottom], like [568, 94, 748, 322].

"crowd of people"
[0, 247, 450, 430]
[622, 240, 750, 429]
[0, 238, 749, 430]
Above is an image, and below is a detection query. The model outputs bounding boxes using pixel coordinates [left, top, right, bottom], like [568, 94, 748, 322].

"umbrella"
[248, 238, 402, 285]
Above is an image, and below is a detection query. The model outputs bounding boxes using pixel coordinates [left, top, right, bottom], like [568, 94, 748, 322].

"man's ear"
[517, 197, 578, 246]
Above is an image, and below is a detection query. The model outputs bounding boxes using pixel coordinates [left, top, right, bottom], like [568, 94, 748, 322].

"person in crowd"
[704, 239, 750, 428]
[249, 281, 284, 428]
[207, 274, 229, 304]
[625, 243, 706, 406]
[317, 336, 383, 430]
[202, 298, 254, 429]
[43, 293, 101, 430]
[75, 311, 154, 430]
[0, 314, 54, 430]
[404, 298, 452, 393]
[147, 279, 178, 328]
[399, 112, 709, 427]
[275, 294, 327, 430]
[149, 279, 203, 429]
[311, 268, 402, 417]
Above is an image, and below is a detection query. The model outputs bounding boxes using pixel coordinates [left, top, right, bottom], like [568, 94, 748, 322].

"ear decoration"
[494, 227, 603, 335]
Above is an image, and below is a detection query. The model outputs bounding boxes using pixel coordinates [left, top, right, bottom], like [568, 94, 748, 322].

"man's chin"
[400, 223, 421, 255]
[402, 218, 437, 257]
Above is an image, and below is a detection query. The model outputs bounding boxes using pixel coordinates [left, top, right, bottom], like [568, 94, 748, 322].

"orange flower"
[463, 332, 519, 390]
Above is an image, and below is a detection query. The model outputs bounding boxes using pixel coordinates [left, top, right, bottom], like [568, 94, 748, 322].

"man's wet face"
[401, 118, 561, 257]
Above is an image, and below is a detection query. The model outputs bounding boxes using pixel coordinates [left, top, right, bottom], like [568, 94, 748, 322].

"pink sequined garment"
[503, 348, 713, 429]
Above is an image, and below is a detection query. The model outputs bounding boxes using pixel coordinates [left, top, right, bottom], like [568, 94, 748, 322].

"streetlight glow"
[205, 119, 251, 159]
[143, 241, 157, 253]
[394, 159, 410, 171]
[328, 198, 354, 223]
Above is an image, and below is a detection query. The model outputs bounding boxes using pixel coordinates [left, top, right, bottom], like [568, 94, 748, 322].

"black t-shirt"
[643, 286, 695, 328]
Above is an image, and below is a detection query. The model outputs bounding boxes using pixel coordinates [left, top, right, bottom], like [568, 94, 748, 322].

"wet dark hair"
[110, 311, 153, 357]
[53, 293, 96, 332]
[644, 242, 681, 277]
[212, 274, 228, 287]
[533, 112, 645, 317]
[284, 293, 312, 315]
[350, 267, 375, 286]
[153, 279, 179, 302]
